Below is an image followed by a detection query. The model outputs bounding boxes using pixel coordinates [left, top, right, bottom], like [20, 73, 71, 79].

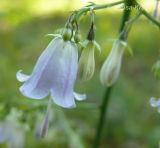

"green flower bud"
[62, 28, 72, 41]
[74, 32, 81, 43]
[100, 39, 126, 87]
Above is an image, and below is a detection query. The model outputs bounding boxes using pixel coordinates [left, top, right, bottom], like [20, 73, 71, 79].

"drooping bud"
[100, 39, 126, 87]
[62, 28, 72, 41]
[78, 41, 95, 81]
[77, 20, 100, 81]
[74, 31, 81, 43]
[78, 40, 100, 81]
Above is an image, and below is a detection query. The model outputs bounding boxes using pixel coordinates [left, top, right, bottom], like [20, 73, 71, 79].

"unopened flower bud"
[100, 39, 126, 87]
[62, 28, 72, 41]
[74, 32, 81, 43]
[78, 40, 100, 81]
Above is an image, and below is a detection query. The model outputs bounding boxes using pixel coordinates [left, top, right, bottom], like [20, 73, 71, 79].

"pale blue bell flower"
[17, 37, 86, 108]
[150, 97, 160, 113]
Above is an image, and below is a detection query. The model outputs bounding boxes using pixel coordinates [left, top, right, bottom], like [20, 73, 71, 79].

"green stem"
[92, 87, 112, 148]
[73, 0, 160, 28]
[119, 0, 133, 35]
[93, 1, 124, 11]
[92, 1, 133, 148]
[135, 1, 160, 29]
[75, 1, 124, 19]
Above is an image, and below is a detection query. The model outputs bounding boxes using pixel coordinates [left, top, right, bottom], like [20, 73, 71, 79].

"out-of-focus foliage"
[0, 0, 160, 148]
[152, 60, 160, 80]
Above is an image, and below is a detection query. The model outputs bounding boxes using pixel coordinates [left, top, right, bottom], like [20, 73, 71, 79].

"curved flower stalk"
[78, 40, 100, 81]
[17, 37, 86, 108]
[150, 97, 160, 113]
[100, 39, 127, 87]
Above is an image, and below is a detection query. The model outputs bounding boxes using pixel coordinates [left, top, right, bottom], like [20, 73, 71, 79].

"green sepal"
[93, 40, 101, 52]
[45, 34, 62, 38]
[126, 43, 133, 56]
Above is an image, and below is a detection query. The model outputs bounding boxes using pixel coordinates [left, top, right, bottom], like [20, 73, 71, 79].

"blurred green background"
[0, 0, 160, 148]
